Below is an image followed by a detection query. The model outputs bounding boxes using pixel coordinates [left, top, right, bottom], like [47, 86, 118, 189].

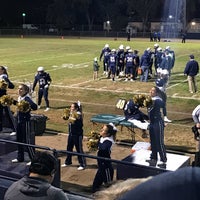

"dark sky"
[0, 0, 53, 26]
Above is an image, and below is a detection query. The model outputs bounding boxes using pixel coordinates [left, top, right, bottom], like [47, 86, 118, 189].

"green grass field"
[2, 36, 200, 142]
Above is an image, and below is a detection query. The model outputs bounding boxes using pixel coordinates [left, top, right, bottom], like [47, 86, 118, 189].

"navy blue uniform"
[32, 71, 52, 108]
[64, 111, 86, 168]
[148, 96, 167, 162]
[100, 47, 111, 72]
[0, 74, 15, 132]
[125, 51, 135, 79]
[15, 95, 37, 162]
[92, 136, 114, 192]
[116, 49, 125, 76]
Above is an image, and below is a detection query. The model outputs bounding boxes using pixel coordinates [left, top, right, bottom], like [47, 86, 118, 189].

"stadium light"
[22, 13, 26, 25]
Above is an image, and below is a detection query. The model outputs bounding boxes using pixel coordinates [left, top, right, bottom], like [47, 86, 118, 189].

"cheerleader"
[12, 84, 37, 163]
[0, 66, 15, 132]
[61, 102, 86, 170]
[92, 123, 117, 193]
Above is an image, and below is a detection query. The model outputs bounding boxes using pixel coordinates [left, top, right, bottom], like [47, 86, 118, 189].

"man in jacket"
[184, 55, 199, 94]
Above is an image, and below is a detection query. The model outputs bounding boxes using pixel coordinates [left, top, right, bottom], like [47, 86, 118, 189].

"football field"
[1, 36, 199, 149]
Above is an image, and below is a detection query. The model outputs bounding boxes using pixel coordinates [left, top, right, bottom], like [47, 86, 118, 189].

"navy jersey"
[117, 50, 125, 65]
[108, 53, 117, 67]
[124, 99, 148, 121]
[125, 52, 135, 67]
[32, 72, 52, 90]
[100, 48, 111, 62]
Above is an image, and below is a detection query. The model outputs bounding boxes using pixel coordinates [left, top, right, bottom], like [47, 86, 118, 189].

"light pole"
[22, 13, 26, 27]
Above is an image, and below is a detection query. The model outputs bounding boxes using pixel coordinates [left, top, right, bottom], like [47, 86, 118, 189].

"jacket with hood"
[4, 176, 68, 200]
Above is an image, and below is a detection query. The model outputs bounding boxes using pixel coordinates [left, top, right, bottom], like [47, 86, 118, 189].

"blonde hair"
[94, 177, 152, 200]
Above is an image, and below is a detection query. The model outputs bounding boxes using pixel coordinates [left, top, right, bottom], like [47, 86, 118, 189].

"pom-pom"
[0, 79, 8, 90]
[17, 100, 30, 113]
[87, 131, 100, 151]
[0, 95, 13, 106]
[68, 111, 80, 123]
[62, 108, 70, 120]
[143, 95, 153, 107]
[133, 94, 146, 107]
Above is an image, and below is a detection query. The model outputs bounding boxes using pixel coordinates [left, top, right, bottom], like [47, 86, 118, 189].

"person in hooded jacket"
[140, 49, 151, 82]
[4, 151, 69, 200]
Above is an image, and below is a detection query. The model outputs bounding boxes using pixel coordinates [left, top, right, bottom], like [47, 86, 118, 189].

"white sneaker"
[44, 107, 50, 112]
[61, 164, 68, 168]
[10, 132, 16, 136]
[125, 78, 128, 82]
[26, 162, 31, 166]
[164, 116, 172, 123]
[12, 159, 19, 163]
[77, 166, 85, 171]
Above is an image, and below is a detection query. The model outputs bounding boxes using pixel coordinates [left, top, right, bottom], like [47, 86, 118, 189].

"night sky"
[0, 0, 53, 26]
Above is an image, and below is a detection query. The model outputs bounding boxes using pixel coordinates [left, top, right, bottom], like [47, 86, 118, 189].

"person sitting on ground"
[124, 99, 149, 138]
[4, 151, 69, 200]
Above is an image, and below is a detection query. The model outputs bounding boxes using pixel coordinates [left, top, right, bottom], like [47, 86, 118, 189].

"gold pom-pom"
[17, 100, 30, 113]
[133, 94, 146, 107]
[143, 95, 153, 107]
[0, 79, 8, 90]
[62, 108, 70, 120]
[0, 95, 13, 106]
[87, 131, 100, 151]
[68, 111, 80, 123]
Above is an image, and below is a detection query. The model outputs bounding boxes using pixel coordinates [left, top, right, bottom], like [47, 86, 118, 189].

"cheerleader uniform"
[148, 96, 167, 164]
[92, 136, 114, 192]
[0, 74, 14, 132]
[14, 95, 37, 162]
[64, 110, 86, 169]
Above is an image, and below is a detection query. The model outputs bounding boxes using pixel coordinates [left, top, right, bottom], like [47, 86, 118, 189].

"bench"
[90, 114, 139, 143]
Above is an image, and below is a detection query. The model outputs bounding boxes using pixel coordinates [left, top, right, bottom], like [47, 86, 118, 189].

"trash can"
[30, 114, 48, 136]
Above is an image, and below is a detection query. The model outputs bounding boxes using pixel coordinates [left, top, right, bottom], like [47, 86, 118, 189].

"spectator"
[61, 102, 86, 170]
[5, 151, 69, 200]
[181, 32, 186, 43]
[94, 177, 152, 200]
[119, 167, 200, 200]
[92, 123, 117, 193]
[184, 55, 199, 93]
[32, 66, 52, 111]
[127, 29, 131, 41]
[12, 83, 37, 163]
